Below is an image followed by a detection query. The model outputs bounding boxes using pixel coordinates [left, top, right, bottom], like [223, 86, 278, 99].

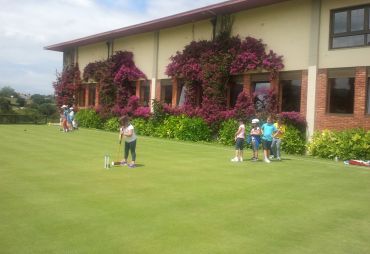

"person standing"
[231, 120, 246, 162]
[250, 118, 261, 162]
[271, 117, 286, 160]
[261, 116, 277, 163]
[119, 116, 137, 168]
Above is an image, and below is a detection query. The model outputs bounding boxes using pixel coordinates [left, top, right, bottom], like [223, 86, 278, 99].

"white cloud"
[0, 0, 224, 94]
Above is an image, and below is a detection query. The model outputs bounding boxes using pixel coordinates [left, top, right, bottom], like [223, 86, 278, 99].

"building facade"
[46, 0, 370, 136]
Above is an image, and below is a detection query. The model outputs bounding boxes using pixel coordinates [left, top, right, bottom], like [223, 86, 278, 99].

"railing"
[0, 114, 48, 124]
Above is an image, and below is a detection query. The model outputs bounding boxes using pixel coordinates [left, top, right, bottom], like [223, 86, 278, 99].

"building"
[45, 0, 370, 136]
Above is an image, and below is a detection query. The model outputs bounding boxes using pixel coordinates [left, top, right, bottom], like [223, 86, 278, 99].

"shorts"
[235, 138, 245, 150]
[262, 139, 272, 150]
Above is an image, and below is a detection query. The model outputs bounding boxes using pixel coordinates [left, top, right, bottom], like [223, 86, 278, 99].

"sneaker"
[252, 157, 258, 162]
[238, 158, 243, 162]
[128, 163, 136, 168]
[231, 157, 239, 162]
[120, 161, 127, 166]
[269, 155, 274, 159]
[264, 158, 271, 163]
[277, 157, 281, 161]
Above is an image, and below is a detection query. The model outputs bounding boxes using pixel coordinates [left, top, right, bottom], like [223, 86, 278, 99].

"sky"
[0, 0, 225, 95]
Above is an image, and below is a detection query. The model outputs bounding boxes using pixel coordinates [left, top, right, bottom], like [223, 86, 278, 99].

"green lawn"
[1, 125, 370, 254]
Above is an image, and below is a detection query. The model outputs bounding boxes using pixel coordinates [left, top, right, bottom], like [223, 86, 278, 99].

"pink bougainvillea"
[53, 64, 81, 108]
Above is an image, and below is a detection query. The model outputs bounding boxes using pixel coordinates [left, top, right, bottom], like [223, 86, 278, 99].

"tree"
[0, 86, 17, 98]
[31, 94, 46, 105]
[16, 97, 26, 107]
[38, 103, 57, 117]
[0, 97, 12, 113]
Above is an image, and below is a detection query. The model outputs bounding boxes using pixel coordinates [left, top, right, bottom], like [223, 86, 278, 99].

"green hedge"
[75, 109, 102, 129]
[282, 125, 306, 155]
[103, 117, 120, 132]
[307, 129, 370, 160]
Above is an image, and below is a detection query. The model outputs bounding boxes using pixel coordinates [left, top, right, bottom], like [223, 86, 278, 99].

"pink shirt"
[236, 124, 245, 139]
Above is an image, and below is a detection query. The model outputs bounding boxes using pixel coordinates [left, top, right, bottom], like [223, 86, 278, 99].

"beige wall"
[78, 42, 108, 74]
[114, 32, 155, 79]
[157, 21, 213, 79]
[319, 0, 370, 68]
[232, 0, 312, 71]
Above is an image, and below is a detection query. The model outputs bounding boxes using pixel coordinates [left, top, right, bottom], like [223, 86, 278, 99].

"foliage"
[234, 91, 255, 122]
[0, 86, 17, 98]
[53, 64, 81, 108]
[0, 97, 12, 113]
[156, 115, 211, 141]
[82, 51, 145, 117]
[307, 129, 370, 160]
[38, 103, 57, 117]
[253, 88, 278, 115]
[133, 106, 151, 119]
[281, 125, 306, 155]
[151, 99, 168, 124]
[130, 118, 156, 136]
[279, 111, 307, 133]
[166, 35, 284, 127]
[103, 117, 120, 132]
[75, 109, 102, 129]
[218, 119, 239, 146]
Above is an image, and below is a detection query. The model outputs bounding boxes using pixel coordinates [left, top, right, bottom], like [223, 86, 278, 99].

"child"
[261, 116, 277, 163]
[231, 120, 245, 162]
[250, 118, 261, 161]
[271, 117, 286, 160]
[119, 115, 137, 168]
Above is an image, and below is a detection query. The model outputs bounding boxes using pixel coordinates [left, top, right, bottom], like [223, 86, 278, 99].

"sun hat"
[61, 105, 67, 108]
[251, 118, 259, 124]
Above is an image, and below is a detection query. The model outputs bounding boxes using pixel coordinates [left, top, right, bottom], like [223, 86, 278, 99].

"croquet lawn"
[0, 124, 370, 254]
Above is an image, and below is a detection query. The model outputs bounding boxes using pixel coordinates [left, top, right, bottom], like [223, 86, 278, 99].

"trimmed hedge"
[75, 109, 102, 129]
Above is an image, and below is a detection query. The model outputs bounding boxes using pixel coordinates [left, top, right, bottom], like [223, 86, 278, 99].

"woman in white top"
[231, 120, 245, 162]
[119, 116, 137, 168]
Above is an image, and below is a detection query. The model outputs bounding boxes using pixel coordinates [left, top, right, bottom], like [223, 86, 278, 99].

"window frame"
[326, 69, 355, 115]
[330, 4, 370, 49]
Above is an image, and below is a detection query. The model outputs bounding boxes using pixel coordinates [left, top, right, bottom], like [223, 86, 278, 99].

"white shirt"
[120, 124, 137, 143]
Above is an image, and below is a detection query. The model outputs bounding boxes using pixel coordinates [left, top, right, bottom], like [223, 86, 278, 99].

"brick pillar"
[301, 70, 308, 117]
[315, 69, 328, 131]
[172, 78, 178, 107]
[243, 74, 252, 96]
[155, 80, 161, 101]
[354, 67, 366, 117]
[136, 80, 140, 98]
[95, 84, 100, 108]
[84, 86, 89, 107]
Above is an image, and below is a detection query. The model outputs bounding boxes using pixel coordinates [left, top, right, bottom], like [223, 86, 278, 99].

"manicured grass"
[0, 124, 370, 254]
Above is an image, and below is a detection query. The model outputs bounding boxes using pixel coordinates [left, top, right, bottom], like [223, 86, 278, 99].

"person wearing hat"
[61, 105, 69, 132]
[250, 118, 261, 161]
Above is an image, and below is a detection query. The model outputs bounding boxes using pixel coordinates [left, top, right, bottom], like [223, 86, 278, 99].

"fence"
[0, 114, 48, 124]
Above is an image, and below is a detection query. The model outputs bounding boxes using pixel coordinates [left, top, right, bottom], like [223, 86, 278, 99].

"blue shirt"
[261, 123, 277, 141]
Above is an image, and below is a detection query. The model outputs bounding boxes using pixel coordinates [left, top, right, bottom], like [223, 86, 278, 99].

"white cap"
[61, 105, 67, 108]
[251, 118, 259, 124]
[70, 107, 74, 110]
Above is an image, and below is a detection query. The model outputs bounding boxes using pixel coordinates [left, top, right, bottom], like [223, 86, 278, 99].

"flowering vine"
[53, 64, 81, 108]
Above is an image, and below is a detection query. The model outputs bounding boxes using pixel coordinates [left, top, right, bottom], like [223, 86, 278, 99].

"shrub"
[75, 109, 102, 129]
[279, 112, 307, 133]
[307, 129, 370, 160]
[156, 115, 211, 141]
[282, 125, 306, 155]
[103, 117, 120, 132]
[218, 119, 238, 146]
[130, 118, 156, 136]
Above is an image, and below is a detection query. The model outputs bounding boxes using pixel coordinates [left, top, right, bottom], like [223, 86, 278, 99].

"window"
[328, 77, 354, 114]
[78, 88, 85, 107]
[160, 79, 173, 105]
[139, 80, 150, 106]
[280, 71, 302, 112]
[88, 86, 96, 106]
[253, 81, 271, 112]
[330, 5, 370, 49]
[230, 75, 244, 108]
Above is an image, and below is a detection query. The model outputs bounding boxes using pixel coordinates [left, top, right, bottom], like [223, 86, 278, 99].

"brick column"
[354, 67, 366, 117]
[314, 69, 328, 131]
[84, 85, 89, 107]
[300, 70, 308, 117]
[95, 84, 100, 108]
[172, 78, 178, 107]
[135, 80, 140, 98]
[243, 74, 252, 96]
[155, 79, 161, 101]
